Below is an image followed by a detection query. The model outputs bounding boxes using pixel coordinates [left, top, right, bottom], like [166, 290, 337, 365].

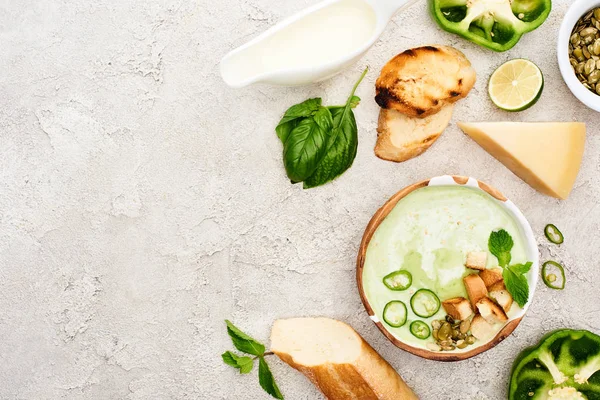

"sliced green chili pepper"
[544, 224, 564, 244]
[382, 270, 413, 291]
[410, 289, 441, 318]
[509, 329, 600, 400]
[409, 320, 431, 340]
[542, 261, 566, 290]
[383, 301, 407, 328]
[429, 0, 552, 52]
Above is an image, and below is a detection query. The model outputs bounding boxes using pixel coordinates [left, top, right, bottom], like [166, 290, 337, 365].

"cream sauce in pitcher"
[220, 0, 419, 87]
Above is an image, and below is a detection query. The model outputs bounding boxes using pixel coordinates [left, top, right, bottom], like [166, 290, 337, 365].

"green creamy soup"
[362, 186, 528, 350]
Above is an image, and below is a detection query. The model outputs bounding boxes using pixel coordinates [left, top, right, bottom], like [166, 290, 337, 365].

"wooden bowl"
[356, 176, 539, 361]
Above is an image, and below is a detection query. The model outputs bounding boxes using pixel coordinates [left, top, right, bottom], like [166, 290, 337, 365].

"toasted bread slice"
[375, 45, 476, 118]
[479, 268, 504, 289]
[470, 314, 495, 340]
[464, 274, 488, 309]
[489, 282, 513, 313]
[465, 252, 488, 271]
[476, 297, 509, 324]
[442, 297, 473, 321]
[271, 318, 418, 400]
[375, 104, 454, 162]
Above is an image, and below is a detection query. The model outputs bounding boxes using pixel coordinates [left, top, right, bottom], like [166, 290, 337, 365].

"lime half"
[488, 59, 544, 112]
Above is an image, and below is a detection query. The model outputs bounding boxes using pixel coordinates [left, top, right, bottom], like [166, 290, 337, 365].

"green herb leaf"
[275, 98, 322, 143]
[303, 106, 358, 188]
[225, 320, 266, 356]
[511, 262, 532, 275]
[488, 229, 514, 267]
[258, 356, 284, 399]
[503, 267, 530, 307]
[222, 351, 254, 374]
[303, 68, 368, 188]
[283, 106, 333, 183]
[328, 95, 361, 111]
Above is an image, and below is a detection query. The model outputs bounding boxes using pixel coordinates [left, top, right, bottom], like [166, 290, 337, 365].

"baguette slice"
[375, 104, 454, 163]
[271, 318, 418, 400]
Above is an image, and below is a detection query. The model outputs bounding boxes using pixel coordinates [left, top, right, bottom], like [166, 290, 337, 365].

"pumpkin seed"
[427, 342, 441, 352]
[459, 319, 471, 334]
[570, 7, 600, 96]
[438, 323, 451, 341]
[585, 59, 596, 75]
[467, 335, 476, 344]
[593, 40, 600, 55]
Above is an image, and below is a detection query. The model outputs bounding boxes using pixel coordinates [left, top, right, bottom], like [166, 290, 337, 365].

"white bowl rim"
[557, 0, 600, 112]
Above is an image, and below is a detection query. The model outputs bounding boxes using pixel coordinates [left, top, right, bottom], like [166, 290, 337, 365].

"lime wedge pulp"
[488, 59, 544, 112]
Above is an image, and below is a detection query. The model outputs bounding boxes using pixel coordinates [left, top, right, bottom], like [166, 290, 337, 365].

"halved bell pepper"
[509, 329, 600, 400]
[429, 0, 552, 52]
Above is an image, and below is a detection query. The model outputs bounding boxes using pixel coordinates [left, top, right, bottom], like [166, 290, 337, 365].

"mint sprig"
[488, 229, 514, 267]
[222, 320, 283, 399]
[488, 230, 531, 307]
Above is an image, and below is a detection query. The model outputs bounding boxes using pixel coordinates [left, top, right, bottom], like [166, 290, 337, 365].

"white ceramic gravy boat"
[220, 0, 420, 88]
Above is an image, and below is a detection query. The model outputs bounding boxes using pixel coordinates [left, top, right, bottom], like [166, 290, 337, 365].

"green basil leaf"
[225, 320, 266, 356]
[503, 267, 529, 307]
[303, 107, 358, 188]
[488, 229, 514, 267]
[222, 351, 254, 374]
[275, 98, 322, 143]
[328, 95, 361, 111]
[283, 106, 332, 183]
[258, 357, 284, 399]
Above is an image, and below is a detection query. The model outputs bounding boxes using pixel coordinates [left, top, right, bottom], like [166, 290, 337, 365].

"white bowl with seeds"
[558, 0, 600, 112]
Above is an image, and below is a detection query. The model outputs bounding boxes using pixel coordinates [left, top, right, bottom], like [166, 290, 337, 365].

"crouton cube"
[465, 252, 487, 271]
[479, 268, 504, 289]
[489, 282, 513, 313]
[470, 314, 494, 340]
[476, 297, 509, 324]
[463, 274, 488, 309]
[442, 297, 473, 321]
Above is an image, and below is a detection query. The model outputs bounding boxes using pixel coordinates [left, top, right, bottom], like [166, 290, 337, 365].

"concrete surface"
[1, 0, 599, 399]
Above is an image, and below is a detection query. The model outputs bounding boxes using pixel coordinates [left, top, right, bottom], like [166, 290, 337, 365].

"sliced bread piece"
[271, 317, 418, 400]
[375, 45, 476, 118]
[489, 282, 513, 313]
[465, 252, 488, 271]
[479, 268, 504, 289]
[463, 274, 488, 309]
[470, 314, 495, 340]
[375, 104, 454, 162]
[442, 297, 473, 321]
[476, 297, 509, 324]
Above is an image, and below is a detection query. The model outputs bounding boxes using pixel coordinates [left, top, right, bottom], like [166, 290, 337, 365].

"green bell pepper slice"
[429, 0, 552, 52]
[509, 329, 600, 399]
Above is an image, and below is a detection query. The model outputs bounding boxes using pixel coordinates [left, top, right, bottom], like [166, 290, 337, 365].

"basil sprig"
[222, 320, 283, 399]
[275, 68, 368, 188]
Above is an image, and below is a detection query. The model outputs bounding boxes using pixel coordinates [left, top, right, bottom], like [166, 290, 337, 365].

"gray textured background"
[1, 0, 599, 399]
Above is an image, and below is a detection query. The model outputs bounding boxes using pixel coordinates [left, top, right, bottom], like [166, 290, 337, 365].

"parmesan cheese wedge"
[457, 122, 586, 199]
[271, 318, 418, 400]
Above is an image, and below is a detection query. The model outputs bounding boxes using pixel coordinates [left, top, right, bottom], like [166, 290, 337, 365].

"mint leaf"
[488, 229, 514, 267]
[225, 320, 266, 356]
[275, 98, 322, 143]
[511, 262, 532, 275]
[503, 267, 529, 307]
[258, 356, 284, 399]
[222, 351, 254, 374]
